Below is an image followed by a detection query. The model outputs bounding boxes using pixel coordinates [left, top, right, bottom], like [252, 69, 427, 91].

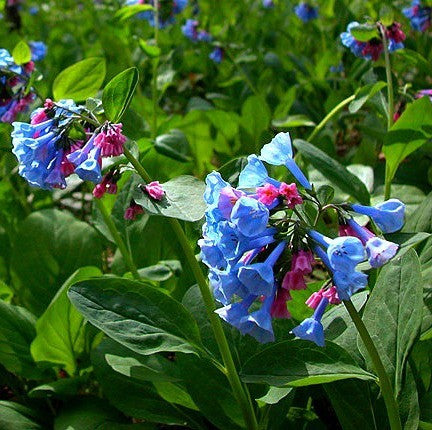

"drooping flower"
[94, 122, 126, 157]
[262, 0, 274, 8]
[144, 181, 164, 200]
[347, 219, 399, 268]
[260, 132, 312, 189]
[93, 170, 119, 198]
[209, 47, 224, 64]
[349, 199, 405, 233]
[403, 0, 431, 32]
[124, 200, 144, 220]
[294, 2, 318, 22]
[340, 21, 405, 61]
[291, 297, 328, 347]
[182, 19, 199, 41]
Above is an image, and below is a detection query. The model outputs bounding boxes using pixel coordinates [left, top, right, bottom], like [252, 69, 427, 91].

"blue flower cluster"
[0, 48, 37, 123]
[124, 0, 187, 28]
[200, 132, 406, 347]
[181, 18, 223, 63]
[12, 100, 127, 190]
[29, 41, 47, 62]
[294, 2, 318, 22]
[199, 133, 309, 343]
[403, 1, 431, 32]
[341, 21, 405, 61]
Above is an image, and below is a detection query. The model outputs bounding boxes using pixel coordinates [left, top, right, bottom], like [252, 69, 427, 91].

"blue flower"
[29, 41, 47, 61]
[238, 154, 280, 189]
[242, 294, 275, 343]
[237, 241, 286, 296]
[350, 199, 405, 233]
[291, 297, 328, 346]
[347, 219, 399, 268]
[182, 19, 199, 41]
[260, 132, 312, 189]
[262, 0, 274, 8]
[230, 196, 270, 237]
[209, 267, 248, 305]
[204, 171, 229, 206]
[340, 22, 368, 58]
[215, 295, 256, 334]
[294, 2, 318, 22]
[209, 47, 223, 64]
[403, 1, 431, 32]
[308, 230, 366, 271]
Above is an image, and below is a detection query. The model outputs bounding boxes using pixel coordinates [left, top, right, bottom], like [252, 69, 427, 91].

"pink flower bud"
[145, 181, 164, 201]
[256, 183, 279, 206]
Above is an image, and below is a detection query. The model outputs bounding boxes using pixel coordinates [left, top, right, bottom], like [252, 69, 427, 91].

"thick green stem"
[344, 300, 402, 430]
[307, 95, 355, 142]
[123, 149, 259, 430]
[94, 196, 140, 281]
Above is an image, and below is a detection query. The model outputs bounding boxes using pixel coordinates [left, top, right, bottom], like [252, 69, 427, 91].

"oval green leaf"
[53, 58, 106, 101]
[102, 67, 139, 122]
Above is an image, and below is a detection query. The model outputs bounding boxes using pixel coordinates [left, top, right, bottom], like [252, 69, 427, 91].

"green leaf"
[53, 58, 106, 101]
[12, 41, 31, 65]
[324, 380, 378, 430]
[294, 139, 370, 204]
[380, 5, 395, 26]
[0, 401, 47, 430]
[137, 260, 182, 282]
[115, 4, 154, 21]
[360, 249, 423, 395]
[54, 397, 127, 430]
[349, 23, 380, 42]
[404, 191, 432, 233]
[91, 339, 200, 426]
[241, 340, 376, 386]
[383, 97, 432, 184]
[349, 82, 387, 113]
[68, 277, 202, 356]
[30, 267, 102, 375]
[11, 209, 102, 315]
[0, 301, 44, 379]
[154, 129, 192, 163]
[0, 280, 13, 302]
[102, 67, 139, 122]
[29, 376, 87, 399]
[241, 95, 271, 146]
[272, 114, 315, 129]
[256, 386, 294, 406]
[138, 39, 161, 58]
[133, 175, 206, 222]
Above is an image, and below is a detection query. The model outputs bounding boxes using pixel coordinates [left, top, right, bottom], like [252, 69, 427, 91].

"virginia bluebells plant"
[0, 48, 38, 123]
[200, 131, 406, 346]
[341, 21, 406, 61]
[12, 99, 127, 190]
[403, 0, 431, 32]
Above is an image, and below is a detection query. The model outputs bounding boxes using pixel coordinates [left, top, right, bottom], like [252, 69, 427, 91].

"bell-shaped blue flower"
[215, 294, 257, 334]
[309, 230, 366, 271]
[237, 241, 286, 296]
[230, 196, 269, 237]
[347, 219, 399, 268]
[209, 267, 248, 305]
[204, 171, 229, 206]
[350, 199, 405, 233]
[242, 294, 275, 343]
[198, 238, 225, 268]
[260, 132, 312, 189]
[238, 155, 280, 189]
[332, 270, 368, 301]
[291, 297, 328, 347]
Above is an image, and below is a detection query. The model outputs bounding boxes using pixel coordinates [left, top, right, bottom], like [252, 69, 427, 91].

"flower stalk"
[344, 300, 402, 430]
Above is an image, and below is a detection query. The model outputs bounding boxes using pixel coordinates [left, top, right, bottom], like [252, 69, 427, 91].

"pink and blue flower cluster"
[403, 0, 431, 32]
[200, 132, 406, 347]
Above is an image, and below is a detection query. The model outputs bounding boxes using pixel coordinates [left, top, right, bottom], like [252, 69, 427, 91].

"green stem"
[123, 149, 259, 430]
[381, 24, 394, 200]
[307, 94, 355, 142]
[344, 300, 402, 430]
[151, 0, 160, 140]
[94, 196, 140, 281]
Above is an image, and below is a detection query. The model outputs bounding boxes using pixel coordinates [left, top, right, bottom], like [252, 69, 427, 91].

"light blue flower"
[260, 132, 312, 189]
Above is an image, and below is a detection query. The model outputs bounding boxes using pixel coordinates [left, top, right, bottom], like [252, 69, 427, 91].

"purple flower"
[403, 0, 431, 32]
[209, 47, 224, 64]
